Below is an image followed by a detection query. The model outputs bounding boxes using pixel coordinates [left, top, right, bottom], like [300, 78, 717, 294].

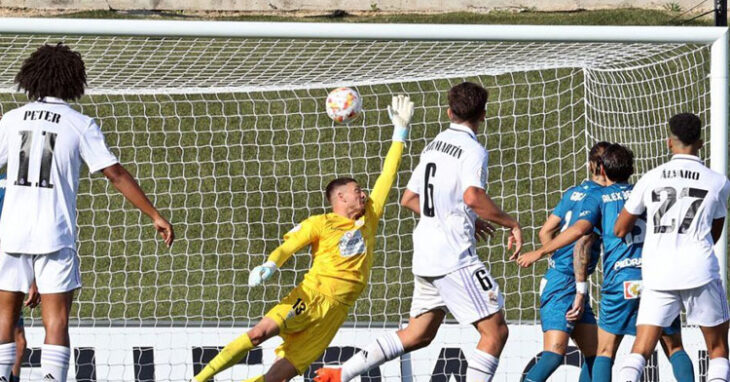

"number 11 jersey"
[0, 97, 118, 254]
[624, 154, 730, 291]
[405, 122, 488, 277]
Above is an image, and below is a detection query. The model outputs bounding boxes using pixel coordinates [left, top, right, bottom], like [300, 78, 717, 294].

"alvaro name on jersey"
[406, 123, 488, 277]
[624, 154, 730, 291]
[0, 97, 118, 254]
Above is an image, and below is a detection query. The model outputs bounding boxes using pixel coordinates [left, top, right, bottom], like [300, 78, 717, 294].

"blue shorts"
[599, 278, 681, 336]
[539, 270, 596, 333]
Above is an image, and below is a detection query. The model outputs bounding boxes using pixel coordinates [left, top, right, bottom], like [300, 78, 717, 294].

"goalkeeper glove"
[388, 95, 415, 142]
[248, 261, 277, 286]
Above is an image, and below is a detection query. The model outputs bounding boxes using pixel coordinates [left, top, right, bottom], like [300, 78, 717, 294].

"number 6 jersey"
[405, 122, 488, 277]
[0, 97, 118, 254]
[624, 154, 730, 291]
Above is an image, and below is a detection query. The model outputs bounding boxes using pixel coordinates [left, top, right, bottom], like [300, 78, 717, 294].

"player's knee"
[478, 320, 509, 345]
[44, 316, 69, 337]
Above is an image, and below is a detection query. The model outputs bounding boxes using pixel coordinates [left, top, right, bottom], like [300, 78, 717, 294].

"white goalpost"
[0, 18, 726, 381]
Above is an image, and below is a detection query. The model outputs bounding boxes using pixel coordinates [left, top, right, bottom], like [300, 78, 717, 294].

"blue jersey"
[578, 183, 645, 285]
[548, 180, 602, 276]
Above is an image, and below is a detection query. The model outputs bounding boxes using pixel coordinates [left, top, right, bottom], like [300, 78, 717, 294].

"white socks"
[466, 349, 499, 382]
[708, 357, 730, 382]
[0, 343, 15, 380]
[41, 344, 70, 382]
[340, 332, 405, 382]
[619, 353, 646, 382]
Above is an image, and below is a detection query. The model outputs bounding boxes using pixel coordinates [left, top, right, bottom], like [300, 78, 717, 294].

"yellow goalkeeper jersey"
[266, 141, 403, 306]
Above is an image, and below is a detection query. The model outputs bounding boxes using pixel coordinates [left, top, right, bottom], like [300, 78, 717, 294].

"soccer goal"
[0, 19, 726, 381]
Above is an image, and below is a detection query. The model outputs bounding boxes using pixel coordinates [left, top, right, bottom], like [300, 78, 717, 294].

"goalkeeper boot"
[314, 367, 342, 382]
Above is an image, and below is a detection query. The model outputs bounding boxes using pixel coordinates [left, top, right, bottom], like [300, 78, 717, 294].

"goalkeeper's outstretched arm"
[369, 95, 414, 219]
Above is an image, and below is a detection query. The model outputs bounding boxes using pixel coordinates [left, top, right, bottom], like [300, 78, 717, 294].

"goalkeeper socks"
[669, 350, 694, 382]
[618, 353, 646, 382]
[194, 333, 254, 382]
[592, 356, 613, 382]
[708, 357, 730, 382]
[524, 351, 562, 382]
[0, 343, 15, 381]
[340, 331, 404, 381]
[466, 348, 499, 382]
[41, 344, 70, 382]
[578, 355, 595, 382]
[241, 375, 265, 382]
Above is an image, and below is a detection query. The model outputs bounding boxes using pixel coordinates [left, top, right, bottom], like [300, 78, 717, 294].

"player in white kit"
[0, 43, 174, 381]
[315, 82, 523, 382]
[615, 113, 730, 382]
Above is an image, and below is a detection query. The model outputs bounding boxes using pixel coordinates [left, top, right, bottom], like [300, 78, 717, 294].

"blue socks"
[592, 356, 613, 382]
[670, 350, 695, 382]
[579, 356, 596, 382]
[524, 351, 563, 382]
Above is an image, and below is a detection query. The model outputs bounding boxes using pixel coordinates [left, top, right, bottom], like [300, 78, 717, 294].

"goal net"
[0, 22, 726, 382]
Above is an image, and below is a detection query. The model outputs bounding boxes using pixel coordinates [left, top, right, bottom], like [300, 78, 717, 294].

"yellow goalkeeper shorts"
[264, 284, 349, 374]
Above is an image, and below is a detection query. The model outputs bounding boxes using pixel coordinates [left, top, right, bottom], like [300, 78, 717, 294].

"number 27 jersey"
[0, 98, 119, 254]
[406, 123, 488, 277]
[624, 154, 730, 290]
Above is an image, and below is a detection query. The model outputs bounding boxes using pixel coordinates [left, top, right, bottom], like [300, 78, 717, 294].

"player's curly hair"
[601, 144, 634, 183]
[15, 43, 86, 101]
[669, 113, 702, 146]
[448, 82, 488, 123]
[325, 177, 358, 202]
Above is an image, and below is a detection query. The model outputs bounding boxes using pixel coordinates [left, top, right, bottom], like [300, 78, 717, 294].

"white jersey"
[624, 154, 730, 291]
[406, 123, 488, 277]
[0, 97, 118, 254]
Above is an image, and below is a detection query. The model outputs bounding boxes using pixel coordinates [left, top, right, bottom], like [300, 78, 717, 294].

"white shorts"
[637, 279, 729, 328]
[0, 248, 82, 294]
[410, 263, 504, 324]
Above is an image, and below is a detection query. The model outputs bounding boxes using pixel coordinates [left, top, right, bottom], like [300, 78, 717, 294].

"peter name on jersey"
[24, 110, 62, 124]
[423, 139, 464, 159]
[660, 169, 700, 180]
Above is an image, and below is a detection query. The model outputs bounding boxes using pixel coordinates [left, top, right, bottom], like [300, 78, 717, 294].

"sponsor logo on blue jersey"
[613, 257, 642, 271]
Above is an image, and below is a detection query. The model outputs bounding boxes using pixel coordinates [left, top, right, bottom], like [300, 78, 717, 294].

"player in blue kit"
[575, 144, 692, 382]
[516, 141, 610, 382]
[522, 144, 693, 381]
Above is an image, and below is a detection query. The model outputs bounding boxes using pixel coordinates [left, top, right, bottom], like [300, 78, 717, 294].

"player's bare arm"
[102, 163, 174, 247]
[400, 189, 420, 214]
[539, 214, 563, 246]
[463, 186, 522, 256]
[517, 219, 591, 267]
[402, 190, 494, 241]
[565, 232, 596, 322]
[613, 208, 639, 238]
[711, 217, 725, 243]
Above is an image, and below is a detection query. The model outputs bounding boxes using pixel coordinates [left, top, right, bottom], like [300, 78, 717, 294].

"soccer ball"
[325, 87, 362, 124]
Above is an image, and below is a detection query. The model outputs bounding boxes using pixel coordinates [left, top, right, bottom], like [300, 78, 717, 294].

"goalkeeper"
[191, 95, 414, 382]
